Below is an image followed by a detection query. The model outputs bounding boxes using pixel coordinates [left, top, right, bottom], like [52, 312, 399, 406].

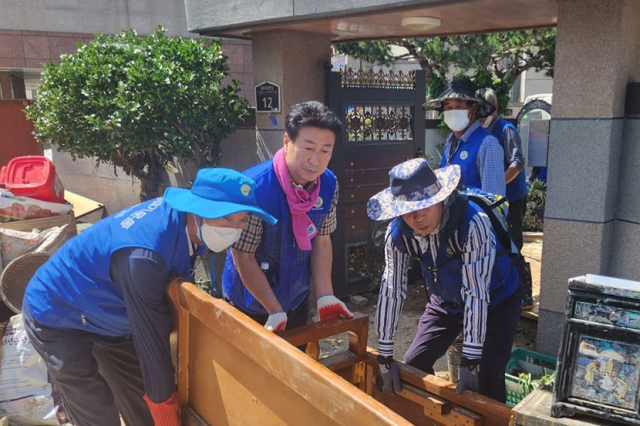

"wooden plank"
[343, 155, 409, 171]
[451, 407, 483, 426]
[366, 351, 513, 426]
[343, 186, 386, 204]
[342, 169, 389, 188]
[169, 280, 413, 426]
[520, 310, 539, 321]
[423, 407, 460, 426]
[319, 351, 366, 372]
[276, 313, 369, 352]
[398, 383, 450, 415]
[0, 211, 77, 236]
[168, 281, 190, 407]
[64, 190, 104, 218]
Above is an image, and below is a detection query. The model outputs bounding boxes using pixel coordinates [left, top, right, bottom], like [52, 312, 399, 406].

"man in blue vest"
[367, 159, 521, 402]
[223, 101, 353, 333]
[478, 88, 533, 310]
[22, 168, 276, 426]
[424, 78, 506, 197]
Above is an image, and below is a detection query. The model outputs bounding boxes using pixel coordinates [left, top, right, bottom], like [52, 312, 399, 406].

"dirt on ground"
[318, 240, 543, 378]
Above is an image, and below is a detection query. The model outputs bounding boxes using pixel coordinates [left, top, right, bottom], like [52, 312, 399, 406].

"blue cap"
[163, 168, 277, 225]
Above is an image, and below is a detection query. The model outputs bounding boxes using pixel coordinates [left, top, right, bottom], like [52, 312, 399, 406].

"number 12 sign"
[255, 81, 281, 113]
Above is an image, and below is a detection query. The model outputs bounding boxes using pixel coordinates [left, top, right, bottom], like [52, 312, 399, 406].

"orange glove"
[144, 392, 180, 426]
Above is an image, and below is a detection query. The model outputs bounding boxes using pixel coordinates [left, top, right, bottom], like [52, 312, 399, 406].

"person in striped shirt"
[367, 158, 521, 402]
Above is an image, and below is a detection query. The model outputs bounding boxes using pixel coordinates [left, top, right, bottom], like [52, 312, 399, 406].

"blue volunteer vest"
[222, 159, 336, 315]
[492, 118, 527, 202]
[23, 199, 191, 336]
[390, 201, 518, 314]
[440, 125, 492, 190]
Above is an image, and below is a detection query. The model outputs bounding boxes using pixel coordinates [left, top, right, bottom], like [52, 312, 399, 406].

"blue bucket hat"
[367, 159, 461, 221]
[164, 168, 277, 225]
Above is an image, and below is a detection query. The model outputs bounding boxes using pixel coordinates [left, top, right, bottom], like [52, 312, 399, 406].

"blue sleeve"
[477, 136, 506, 196]
[110, 247, 175, 403]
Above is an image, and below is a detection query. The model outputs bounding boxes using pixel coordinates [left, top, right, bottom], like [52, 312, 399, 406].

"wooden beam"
[276, 313, 369, 350]
[366, 351, 512, 426]
[451, 407, 483, 426]
[397, 383, 450, 415]
[169, 279, 412, 426]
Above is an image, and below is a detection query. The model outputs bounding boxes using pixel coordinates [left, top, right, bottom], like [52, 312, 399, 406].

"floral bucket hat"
[367, 159, 461, 221]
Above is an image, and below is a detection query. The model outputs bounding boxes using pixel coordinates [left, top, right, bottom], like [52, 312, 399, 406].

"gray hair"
[479, 88, 498, 107]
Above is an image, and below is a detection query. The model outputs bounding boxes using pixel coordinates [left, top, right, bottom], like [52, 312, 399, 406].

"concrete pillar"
[537, 0, 640, 356]
[251, 30, 332, 156]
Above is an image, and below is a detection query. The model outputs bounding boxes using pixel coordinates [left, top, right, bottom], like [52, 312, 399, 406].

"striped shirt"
[443, 120, 506, 197]
[375, 210, 495, 361]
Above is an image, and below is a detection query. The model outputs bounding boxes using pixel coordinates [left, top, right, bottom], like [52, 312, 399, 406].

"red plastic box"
[5, 156, 65, 203]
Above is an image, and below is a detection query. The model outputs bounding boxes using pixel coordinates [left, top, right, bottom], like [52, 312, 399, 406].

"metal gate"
[326, 68, 426, 297]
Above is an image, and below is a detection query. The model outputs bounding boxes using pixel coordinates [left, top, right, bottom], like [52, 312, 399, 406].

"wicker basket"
[0, 252, 51, 314]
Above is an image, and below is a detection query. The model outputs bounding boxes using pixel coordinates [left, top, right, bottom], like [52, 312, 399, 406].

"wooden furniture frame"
[168, 279, 513, 426]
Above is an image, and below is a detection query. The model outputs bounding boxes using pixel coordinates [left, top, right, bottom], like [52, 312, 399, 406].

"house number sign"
[255, 81, 281, 113]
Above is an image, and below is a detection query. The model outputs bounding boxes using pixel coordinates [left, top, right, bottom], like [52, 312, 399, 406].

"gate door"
[326, 68, 426, 297]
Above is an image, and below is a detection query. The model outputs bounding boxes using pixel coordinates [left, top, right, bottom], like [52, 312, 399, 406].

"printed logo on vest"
[307, 223, 317, 236]
[460, 151, 469, 160]
[120, 198, 164, 230]
[240, 184, 251, 196]
[446, 246, 455, 256]
[313, 196, 324, 209]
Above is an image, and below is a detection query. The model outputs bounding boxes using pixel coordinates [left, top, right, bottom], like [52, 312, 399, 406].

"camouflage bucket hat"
[422, 78, 495, 118]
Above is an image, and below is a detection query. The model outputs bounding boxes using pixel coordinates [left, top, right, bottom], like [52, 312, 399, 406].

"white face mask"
[481, 114, 494, 129]
[443, 109, 471, 132]
[199, 223, 243, 253]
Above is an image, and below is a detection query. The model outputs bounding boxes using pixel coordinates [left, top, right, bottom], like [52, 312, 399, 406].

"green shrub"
[523, 180, 546, 232]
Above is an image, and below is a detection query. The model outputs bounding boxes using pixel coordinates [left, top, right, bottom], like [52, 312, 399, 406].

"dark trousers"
[509, 196, 532, 299]
[22, 308, 154, 426]
[507, 195, 526, 251]
[403, 290, 522, 402]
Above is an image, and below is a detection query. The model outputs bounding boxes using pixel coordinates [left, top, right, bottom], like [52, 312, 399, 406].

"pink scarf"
[273, 148, 320, 251]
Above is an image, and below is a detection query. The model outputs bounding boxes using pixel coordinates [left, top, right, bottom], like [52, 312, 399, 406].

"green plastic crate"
[505, 348, 557, 407]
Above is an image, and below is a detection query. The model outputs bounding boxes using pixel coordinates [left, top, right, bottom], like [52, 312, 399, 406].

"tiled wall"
[0, 30, 254, 105]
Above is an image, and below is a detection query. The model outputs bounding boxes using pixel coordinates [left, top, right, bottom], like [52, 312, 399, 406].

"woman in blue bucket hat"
[368, 158, 521, 403]
[22, 168, 276, 426]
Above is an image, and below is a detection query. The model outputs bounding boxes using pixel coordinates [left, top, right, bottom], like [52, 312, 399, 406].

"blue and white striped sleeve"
[460, 212, 495, 361]
[477, 135, 506, 196]
[375, 226, 410, 357]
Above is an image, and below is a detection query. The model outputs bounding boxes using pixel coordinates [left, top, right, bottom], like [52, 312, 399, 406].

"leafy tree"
[335, 28, 555, 115]
[26, 27, 249, 200]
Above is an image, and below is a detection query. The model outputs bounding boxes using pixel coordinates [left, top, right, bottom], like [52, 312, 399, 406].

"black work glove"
[456, 363, 479, 394]
[376, 355, 402, 395]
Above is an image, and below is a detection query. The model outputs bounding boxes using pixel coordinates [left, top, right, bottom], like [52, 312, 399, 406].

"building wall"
[0, 0, 193, 38]
[185, 0, 445, 33]
[0, 0, 257, 216]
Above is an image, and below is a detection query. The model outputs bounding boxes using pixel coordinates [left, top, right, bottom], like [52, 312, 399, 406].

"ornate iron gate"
[326, 68, 426, 296]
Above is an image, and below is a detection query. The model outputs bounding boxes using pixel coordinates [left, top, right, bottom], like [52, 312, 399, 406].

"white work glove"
[264, 311, 287, 332]
[317, 294, 354, 321]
